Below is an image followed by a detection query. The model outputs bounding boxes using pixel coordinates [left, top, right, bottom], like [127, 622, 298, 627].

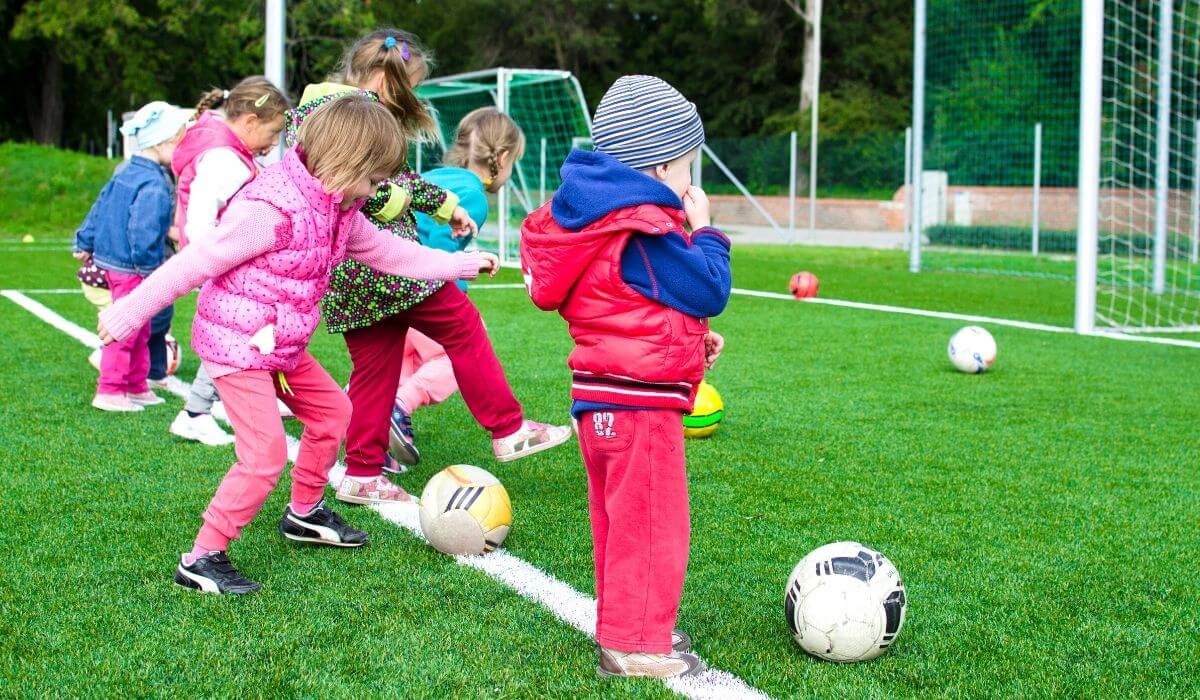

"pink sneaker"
[492, 420, 572, 463]
[91, 393, 143, 412]
[334, 475, 414, 505]
[128, 390, 165, 407]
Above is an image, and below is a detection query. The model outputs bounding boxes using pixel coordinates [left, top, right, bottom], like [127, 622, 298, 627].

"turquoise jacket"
[415, 167, 488, 291]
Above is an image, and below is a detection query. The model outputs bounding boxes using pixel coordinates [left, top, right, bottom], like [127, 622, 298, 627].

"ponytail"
[338, 29, 439, 143]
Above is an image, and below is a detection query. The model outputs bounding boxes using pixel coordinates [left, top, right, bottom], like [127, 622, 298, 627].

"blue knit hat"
[591, 75, 705, 171]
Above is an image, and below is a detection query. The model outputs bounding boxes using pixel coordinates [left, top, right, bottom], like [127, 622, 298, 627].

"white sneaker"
[92, 393, 143, 412]
[597, 648, 705, 678]
[128, 390, 165, 407]
[169, 410, 235, 446]
[334, 474, 415, 505]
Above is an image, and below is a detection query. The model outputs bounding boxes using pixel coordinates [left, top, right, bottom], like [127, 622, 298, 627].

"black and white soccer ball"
[784, 541, 907, 662]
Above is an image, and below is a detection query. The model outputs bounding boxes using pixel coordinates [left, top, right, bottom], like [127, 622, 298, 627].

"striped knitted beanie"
[591, 75, 705, 171]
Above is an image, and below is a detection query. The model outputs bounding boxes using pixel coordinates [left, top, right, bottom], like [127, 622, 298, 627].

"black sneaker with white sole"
[279, 499, 369, 547]
[174, 552, 261, 595]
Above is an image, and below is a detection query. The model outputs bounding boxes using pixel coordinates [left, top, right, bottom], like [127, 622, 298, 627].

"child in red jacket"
[520, 75, 731, 679]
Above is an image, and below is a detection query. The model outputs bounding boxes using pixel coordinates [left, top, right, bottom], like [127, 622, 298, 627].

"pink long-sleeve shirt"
[99, 198, 482, 377]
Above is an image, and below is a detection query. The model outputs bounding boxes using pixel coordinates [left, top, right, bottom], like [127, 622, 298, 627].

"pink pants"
[577, 408, 690, 654]
[194, 351, 351, 552]
[98, 270, 149, 395]
[395, 328, 458, 412]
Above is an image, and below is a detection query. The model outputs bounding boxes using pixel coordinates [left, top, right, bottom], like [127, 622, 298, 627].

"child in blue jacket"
[74, 101, 192, 412]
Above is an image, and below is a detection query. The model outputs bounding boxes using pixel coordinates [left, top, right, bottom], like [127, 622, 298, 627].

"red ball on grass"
[789, 271, 819, 299]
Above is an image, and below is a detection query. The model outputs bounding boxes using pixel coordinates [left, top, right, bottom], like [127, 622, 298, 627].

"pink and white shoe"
[91, 393, 143, 412]
[492, 420, 572, 463]
[334, 474, 415, 505]
[128, 390, 165, 407]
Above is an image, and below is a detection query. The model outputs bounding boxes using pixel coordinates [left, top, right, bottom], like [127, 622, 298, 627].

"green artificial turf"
[2, 144, 1198, 697]
[3, 248, 1199, 697]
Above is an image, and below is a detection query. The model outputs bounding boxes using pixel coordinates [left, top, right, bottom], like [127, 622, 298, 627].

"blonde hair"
[444, 108, 526, 185]
[298, 94, 407, 193]
[196, 76, 291, 121]
[336, 28, 437, 142]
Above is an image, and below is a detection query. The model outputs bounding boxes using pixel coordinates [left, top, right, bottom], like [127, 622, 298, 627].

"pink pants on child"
[577, 408, 690, 654]
[194, 351, 351, 552]
[395, 328, 459, 412]
[98, 270, 150, 395]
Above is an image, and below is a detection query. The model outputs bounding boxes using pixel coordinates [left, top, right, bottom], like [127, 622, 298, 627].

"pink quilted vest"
[172, 111, 257, 248]
[189, 147, 355, 372]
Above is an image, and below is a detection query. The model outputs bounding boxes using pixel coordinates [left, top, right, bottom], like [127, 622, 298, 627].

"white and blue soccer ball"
[784, 541, 907, 663]
[948, 326, 996, 374]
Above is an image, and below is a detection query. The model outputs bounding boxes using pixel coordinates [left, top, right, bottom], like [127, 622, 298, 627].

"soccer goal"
[415, 68, 593, 263]
[910, 0, 1200, 335]
[1075, 0, 1200, 334]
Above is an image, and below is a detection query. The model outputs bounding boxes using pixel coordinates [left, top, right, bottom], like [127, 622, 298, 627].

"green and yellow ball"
[684, 381, 724, 439]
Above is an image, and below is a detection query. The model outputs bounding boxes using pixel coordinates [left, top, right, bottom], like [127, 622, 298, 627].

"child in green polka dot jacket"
[285, 28, 572, 507]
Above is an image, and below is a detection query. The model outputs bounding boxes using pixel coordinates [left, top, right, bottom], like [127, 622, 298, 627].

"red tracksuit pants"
[342, 283, 525, 477]
[577, 408, 690, 654]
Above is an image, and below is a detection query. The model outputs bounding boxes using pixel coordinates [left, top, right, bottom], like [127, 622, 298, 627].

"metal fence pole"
[497, 68, 510, 265]
[910, 0, 926, 272]
[106, 110, 114, 160]
[1033, 122, 1043, 256]
[1152, 0, 1174, 294]
[1192, 119, 1199, 263]
[808, 0, 822, 241]
[415, 147, 422, 174]
[691, 148, 702, 188]
[539, 137, 547, 205]
[903, 127, 912, 250]
[1075, 0, 1104, 333]
[789, 131, 798, 242]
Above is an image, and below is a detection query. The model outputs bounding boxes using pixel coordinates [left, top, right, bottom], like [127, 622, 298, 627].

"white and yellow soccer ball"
[418, 465, 512, 556]
[784, 541, 907, 662]
[947, 325, 996, 374]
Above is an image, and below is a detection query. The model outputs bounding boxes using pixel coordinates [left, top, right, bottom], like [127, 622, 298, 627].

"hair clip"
[384, 36, 397, 49]
[254, 93, 270, 108]
[400, 40, 410, 61]
[222, 89, 230, 100]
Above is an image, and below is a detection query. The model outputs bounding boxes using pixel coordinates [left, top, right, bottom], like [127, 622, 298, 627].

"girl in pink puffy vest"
[167, 77, 290, 448]
[98, 95, 498, 595]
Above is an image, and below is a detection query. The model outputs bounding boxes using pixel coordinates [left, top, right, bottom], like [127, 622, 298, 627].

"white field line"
[1, 288, 771, 700]
[731, 288, 1200, 349]
[3, 288, 86, 294]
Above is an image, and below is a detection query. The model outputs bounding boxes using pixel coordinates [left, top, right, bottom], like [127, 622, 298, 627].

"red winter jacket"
[521, 202, 707, 411]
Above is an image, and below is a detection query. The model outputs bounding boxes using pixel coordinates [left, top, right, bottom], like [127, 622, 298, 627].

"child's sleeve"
[72, 183, 110, 254]
[185, 149, 253, 245]
[126, 183, 174, 269]
[99, 200, 283, 342]
[343, 211, 482, 281]
[377, 167, 461, 224]
[620, 227, 732, 318]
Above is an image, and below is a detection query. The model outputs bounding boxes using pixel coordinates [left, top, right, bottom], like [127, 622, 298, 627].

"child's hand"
[478, 252, 500, 277]
[683, 186, 711, 230]
[97, 320, 115, 346]
[450, 206, 477, 239]
[703, 330, 724, 369]
[73, 250, 92, 263]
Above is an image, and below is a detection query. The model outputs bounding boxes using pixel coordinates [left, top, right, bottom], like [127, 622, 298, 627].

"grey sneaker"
[597, 647, 705, 679]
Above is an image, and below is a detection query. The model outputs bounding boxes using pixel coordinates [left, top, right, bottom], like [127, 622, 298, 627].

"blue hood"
[551, 149, 682, 230]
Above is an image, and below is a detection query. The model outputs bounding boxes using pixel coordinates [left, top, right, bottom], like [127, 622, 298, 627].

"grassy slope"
[2, 144, 1198, 697]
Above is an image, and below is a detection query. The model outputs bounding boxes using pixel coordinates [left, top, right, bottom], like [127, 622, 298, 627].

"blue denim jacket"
[73, 156, 174, 275]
